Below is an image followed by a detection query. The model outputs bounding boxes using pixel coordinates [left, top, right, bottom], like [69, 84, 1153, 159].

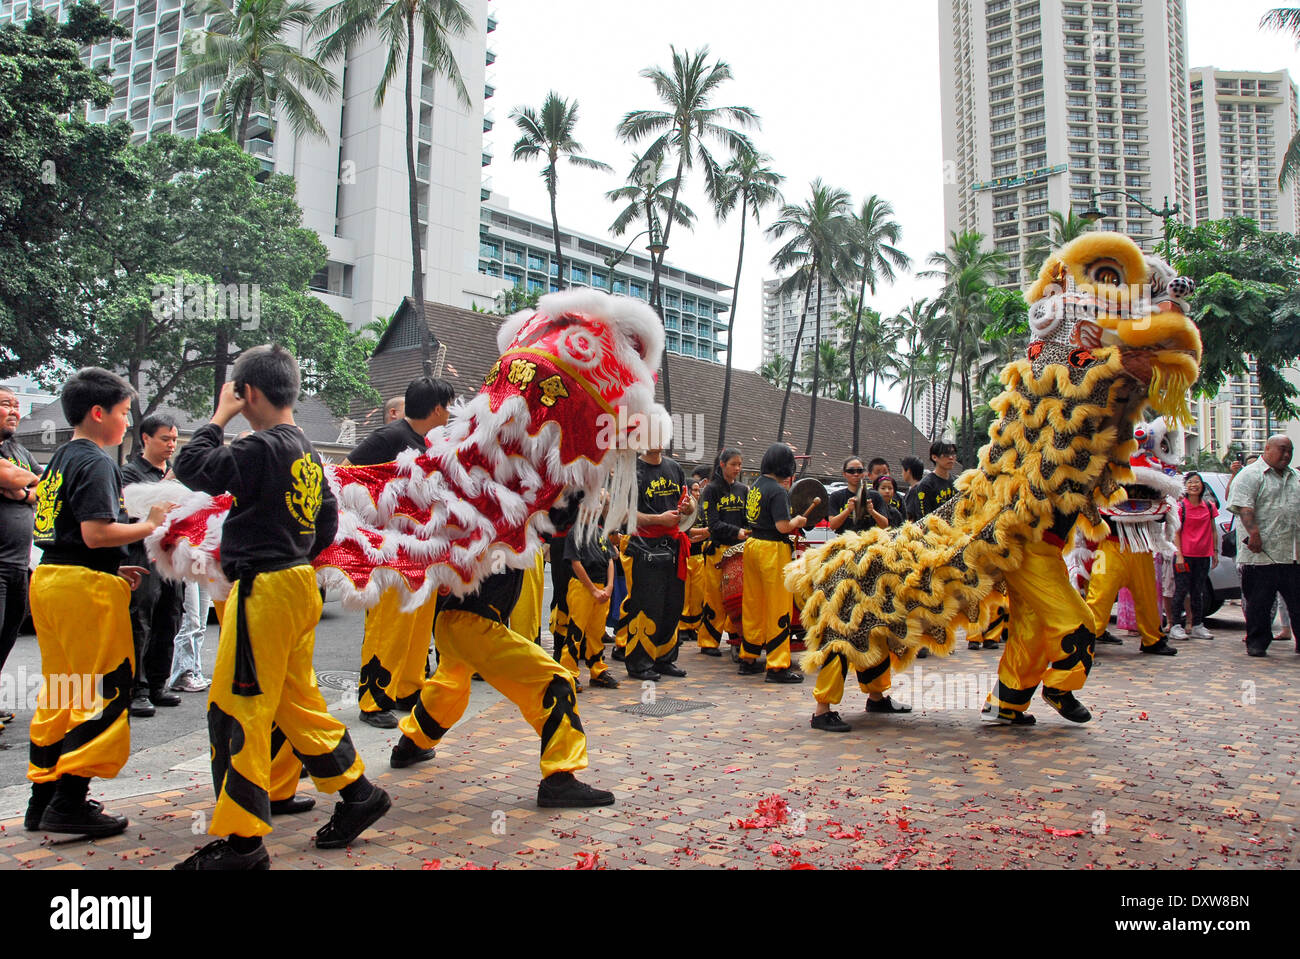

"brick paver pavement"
[2, 608, 1296, 870]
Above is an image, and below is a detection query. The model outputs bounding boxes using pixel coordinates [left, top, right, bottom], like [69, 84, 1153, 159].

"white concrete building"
[1, 0, 501, 331]
[477, 195, 733, 363]
[939, 0, 1194, 285]
[1189, 67, 1300, 233]
[760, 275, 860, 371]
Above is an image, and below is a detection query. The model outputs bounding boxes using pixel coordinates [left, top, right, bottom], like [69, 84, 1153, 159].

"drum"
[721, 542, 746, 625]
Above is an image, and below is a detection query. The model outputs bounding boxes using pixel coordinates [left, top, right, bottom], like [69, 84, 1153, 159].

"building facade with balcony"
[476, 195, 733, 363]
[1, 0, 503, 333]
[939, 0, 1194, 286]
[1189, 67, 1299, 233]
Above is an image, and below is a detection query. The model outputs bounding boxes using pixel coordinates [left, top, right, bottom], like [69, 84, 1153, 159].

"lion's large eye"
[1086, 259, 1124, 287]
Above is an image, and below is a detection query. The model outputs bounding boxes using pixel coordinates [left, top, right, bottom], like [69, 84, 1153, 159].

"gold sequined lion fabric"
[786, 232, 1202, 678]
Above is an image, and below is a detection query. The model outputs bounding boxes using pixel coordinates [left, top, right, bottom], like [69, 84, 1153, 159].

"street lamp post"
[1078, 190, 1182, 256]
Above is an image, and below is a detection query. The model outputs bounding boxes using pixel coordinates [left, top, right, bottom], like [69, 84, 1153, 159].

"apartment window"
[479, 239, 500, 260]
[527, 252, 546, 272]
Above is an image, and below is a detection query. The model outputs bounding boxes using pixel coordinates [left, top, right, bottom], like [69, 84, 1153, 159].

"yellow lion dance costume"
[786, 232, 1201, 725]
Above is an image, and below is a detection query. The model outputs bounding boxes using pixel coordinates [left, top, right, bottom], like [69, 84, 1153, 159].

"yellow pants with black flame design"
[742, 539, 794, 671]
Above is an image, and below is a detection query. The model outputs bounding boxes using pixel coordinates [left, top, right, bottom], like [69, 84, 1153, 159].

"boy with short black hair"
[905, 441, 959, 522]
[173, 344, 390, 870]
[26, 367, 171, 837]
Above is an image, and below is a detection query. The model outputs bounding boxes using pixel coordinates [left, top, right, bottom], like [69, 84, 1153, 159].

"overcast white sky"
[487, 0, 1300, 385]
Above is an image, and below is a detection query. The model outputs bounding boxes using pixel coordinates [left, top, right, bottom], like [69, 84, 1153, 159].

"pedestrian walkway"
[2, 609, 1296, 870]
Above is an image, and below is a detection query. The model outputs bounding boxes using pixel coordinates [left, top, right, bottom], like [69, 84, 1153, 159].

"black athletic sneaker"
[810, 711, 851, 732]
[537, 772, 615, 808]
[588, 672, 620, 689]
[654, 663, 687, 678]
[359, 709, 399, 729]
[1041, 688, 1092, 723]
[737, 659, 765, 675]
[390, 735, 436, 769]
[174, 838, 270, 871]
[1096, 631, 1124, 646]
[38, 800, 129, 838]
[1139, 638, 1178, 656]
[915, 648, 930, 659]
[314, 786, 392, 849]
[980, 702, 1037, 725]
[967, 641, 982, 650]
[626, 667, 659, 681]
[982, 640, 999, 650]
[865, 695, 912, 714]
[764, 667, 804, 684]
[699, 645, 722, 657]
[611, 646, 626, 662]
[23, 783, 57, 831]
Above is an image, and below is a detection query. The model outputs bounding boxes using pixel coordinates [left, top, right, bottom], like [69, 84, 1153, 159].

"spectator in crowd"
[872, 475, 906, 528]
[1226, 435, 1300, 656]
[0, 387, 41, 736]
[122, 414, 184, 718]
[1169, 472, 1218, 641]
[898, 455, 926, 511]
[384, 397, 405, 424]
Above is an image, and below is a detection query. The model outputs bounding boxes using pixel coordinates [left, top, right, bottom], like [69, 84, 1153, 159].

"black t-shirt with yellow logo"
[565, 531, 614, 585]
[904, 471, 957, 522]
[746, 475, 792, 544]
[701, 480, 748, 555]
[33, 438, 128, 574]
[629, 456, 684, 552]
[174, 422, 338, 580]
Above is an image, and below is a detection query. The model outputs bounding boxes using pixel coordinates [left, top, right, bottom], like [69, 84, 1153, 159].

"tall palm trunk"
[236, 87, 253, 149]
[848, 270, 868, 451]
[777, 281, 814, 443]
[404, 14, 430, 375]
[548, 174, 564, 290]
[802, 277, 825, 471]
[716, 192, 748, 451]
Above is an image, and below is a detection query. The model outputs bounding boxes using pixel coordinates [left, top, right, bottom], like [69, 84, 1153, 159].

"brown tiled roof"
[360, 298, 931, 482]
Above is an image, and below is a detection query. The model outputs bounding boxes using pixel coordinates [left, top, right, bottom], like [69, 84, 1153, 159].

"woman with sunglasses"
[828, 457, 889, 533]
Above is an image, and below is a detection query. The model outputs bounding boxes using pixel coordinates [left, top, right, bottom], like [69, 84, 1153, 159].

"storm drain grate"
[316, 670, 360, 692]
[616, 699, 715, 718]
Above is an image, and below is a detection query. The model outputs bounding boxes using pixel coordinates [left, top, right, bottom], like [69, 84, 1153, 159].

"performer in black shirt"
[122, 413, 184, 718]
[559, 519, 619, 689]
[741, 444, 806, 683]
[827, 456, 889, 534]
[174, 345, 389, 870]
[616, 449, 690, 681]
[905, 440, 959, 522]
[26, 369, 169, 838]
[699, 448, 748, 656]
[346, 376, 453, 729]
[676, 465, 711, 645]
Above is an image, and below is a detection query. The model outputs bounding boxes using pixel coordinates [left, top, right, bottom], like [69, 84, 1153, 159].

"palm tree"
[315, 0, 472, 376]
[157, 0, 338, 150]
[922, 231, 1009, 457]
[1261, 8, 1300, 189]
[888, 298, 943, 419]
[801, 340, 848, 398]
[758, 354, 791, 390]
[711, 145, 782, 450]
[766, 179, 852, 463]
[606, 154, 696, 244]
[843, 195, 909, 450]
[1024, 209, 1092, 279]
[617, 46, 758, 411]
[510, 92, 611, 291]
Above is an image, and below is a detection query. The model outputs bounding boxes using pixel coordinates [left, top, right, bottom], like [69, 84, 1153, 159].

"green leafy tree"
[711, 145, 782, 450]
[843, 195, 909, 450]
[617, 45, 758, 412]
[1261, 8, 1300, 190]
[510, 92, 612, 290]
[1170, 217, 1300, 419]
[886, 298, 944, 420]
[606, 154, 696, 237]
[766, 179, 852, 458]
[156, 0, 338, 149]
[0, 2, 136, 376]
[758, 354, 791, 390]
[493, 283, 541, 316]
[315, 0, 472, 375]
[921, 231, 1009, 457]
[801, 340, 848, 398]
[53, 134, 376, 423]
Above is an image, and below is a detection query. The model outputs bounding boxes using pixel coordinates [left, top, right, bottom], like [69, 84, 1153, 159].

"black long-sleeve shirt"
[174, 422, 338, 580]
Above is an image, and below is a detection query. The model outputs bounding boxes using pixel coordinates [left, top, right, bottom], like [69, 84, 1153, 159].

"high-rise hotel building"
[939, 0, 1193, 285]
[1189, 67, 1299, 233]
